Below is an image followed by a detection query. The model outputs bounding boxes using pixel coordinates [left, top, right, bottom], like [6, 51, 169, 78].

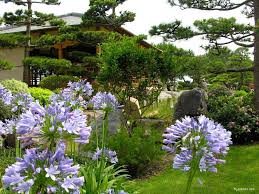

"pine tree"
[149, 0, 259, 111]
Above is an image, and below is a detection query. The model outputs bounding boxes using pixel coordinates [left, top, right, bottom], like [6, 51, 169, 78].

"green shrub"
[234, 90, 248, 97]
[0, 79, 29, 94]
[207, 92, 259, 144]
[107, 127, 163, 178]
[29, 87, 53, 106]
[177, 81, 193, 90]
[0, 100, 12, 121]
[80, 162, 128, 194]
[39, 75, 80, 90]
[0, 60, 15, 70]
[207, 83, 232, 97]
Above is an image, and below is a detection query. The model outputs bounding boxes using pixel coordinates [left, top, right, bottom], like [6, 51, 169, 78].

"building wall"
[0, 47, 25, 81]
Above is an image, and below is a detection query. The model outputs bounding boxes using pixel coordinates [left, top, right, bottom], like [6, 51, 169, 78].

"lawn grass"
[127, 144, 259, 194]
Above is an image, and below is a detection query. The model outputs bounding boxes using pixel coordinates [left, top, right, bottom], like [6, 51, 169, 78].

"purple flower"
[16, 101, 92, 147]
[2, 143, 84, 193]
[0, 84, 13, 105]
[50, 80, 93, 109]
[11, 93, 33, 113]
[90, 92, 119, 111]
[92, 148, 118, 164]
[66, 80, 93, 97]
[163, 115, 232, 172]
[45, 165, 60, 181]
[0, 119, 15, 135]
[61, 176, 84, 193]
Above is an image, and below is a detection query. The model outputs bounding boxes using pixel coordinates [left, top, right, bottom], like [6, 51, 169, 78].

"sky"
[0, 0, 253, 55]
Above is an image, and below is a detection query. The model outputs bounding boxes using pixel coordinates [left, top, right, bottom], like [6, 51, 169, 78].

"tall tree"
[0, 0, 60, 84]
[149, 0, 259, 111]
[82, 0, 135, 27]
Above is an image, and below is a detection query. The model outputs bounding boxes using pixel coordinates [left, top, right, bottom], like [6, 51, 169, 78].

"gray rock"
[86, 109, 123, 134]
[173, 88, 207, 120]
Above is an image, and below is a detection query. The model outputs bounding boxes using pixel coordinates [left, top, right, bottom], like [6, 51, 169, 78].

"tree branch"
[170, 0, 253, 11]
[211, 66, 254, 74]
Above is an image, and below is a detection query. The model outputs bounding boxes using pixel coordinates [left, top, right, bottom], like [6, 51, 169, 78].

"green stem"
[184, 156, 200, 194]
[94, 111, 99, 149]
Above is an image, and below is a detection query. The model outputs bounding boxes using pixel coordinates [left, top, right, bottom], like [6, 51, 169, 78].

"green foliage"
[35, 31, 121, 47]
[207, 90, 259, 144]
[0, 100, 13, 121]
[0, 79, 29, 94]
[3, 10, 58, 26]
[82, 0, 135, 27]
[0, 60, 15, 71]
[156, 43, 193, 89]
[39, 75, 80, 90]
[207, 84, 232, 97]
[206, 47, 253, 89]
[67, 51, 91, 62]
[150, 17, 253, 48]
[80, 162, 128, 194]
[108, 127, 163, 177]
[23, 57, 72, 75]
[29, 87, 53, 106]
[0, 34, 28, 48]
[150, 20, 194, 41]
[98, 36, 164, 114]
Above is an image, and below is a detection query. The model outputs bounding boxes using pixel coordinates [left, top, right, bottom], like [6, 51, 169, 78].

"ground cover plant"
[128, 144, 259, 194]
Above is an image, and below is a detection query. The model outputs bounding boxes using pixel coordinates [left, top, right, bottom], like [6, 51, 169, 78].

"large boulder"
[173, 88, 207, 120]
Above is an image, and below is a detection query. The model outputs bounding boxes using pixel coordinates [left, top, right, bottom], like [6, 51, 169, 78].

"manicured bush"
[207, 91, 259, 144]
[29, 87, 53, 106]
[39, 75, 80, 90]
[107, 126, 163, 178]
[0, 79, 29, 94]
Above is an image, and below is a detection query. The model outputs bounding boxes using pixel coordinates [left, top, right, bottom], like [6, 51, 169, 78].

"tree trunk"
[23, 0, 32, 85]
[254, 0, 259, 113]
[254, 0, 259, 112]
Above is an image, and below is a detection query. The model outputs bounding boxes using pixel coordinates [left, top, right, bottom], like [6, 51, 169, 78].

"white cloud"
[0, 0, 253, 54]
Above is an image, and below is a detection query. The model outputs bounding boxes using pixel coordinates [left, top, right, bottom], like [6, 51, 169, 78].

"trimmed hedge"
[0, 79, 29, 94]
[29, 87, 53, 106]
[39, 75, 80, 90]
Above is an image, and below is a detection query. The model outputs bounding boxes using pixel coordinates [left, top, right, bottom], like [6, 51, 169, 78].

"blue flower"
[90, 92, 119, 111]
[163, 115, 232, 172]
[66, 80, 93, 97]
[2, 143, 84, 193]
[92, 148, 118, 164]
[11, 93, 33, 113]
[0, 85, 13, 105]
[0, 119, 15, 135]
[45, 165, 60, 181]
[16, 101, 92, 147]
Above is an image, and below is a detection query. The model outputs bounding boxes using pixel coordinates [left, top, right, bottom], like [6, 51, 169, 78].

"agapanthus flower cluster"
[0, 119, 15, 135]
[90, 92, 119, 111]
[11, 93, 33, 113]
[65, 80, 93, 97]
[163, 115, 232, 173]
[50, 80, 93, 109]
[92, 148, 118, 164]
[2, 142, 84, 193]
[0, 84, 13, 105]
[16, 101, 92, 146]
